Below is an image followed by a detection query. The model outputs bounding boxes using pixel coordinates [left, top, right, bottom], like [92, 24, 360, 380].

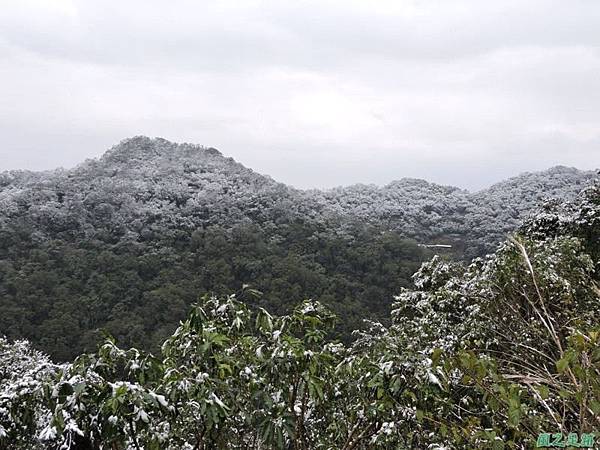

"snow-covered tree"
[0, 337, 59, 449]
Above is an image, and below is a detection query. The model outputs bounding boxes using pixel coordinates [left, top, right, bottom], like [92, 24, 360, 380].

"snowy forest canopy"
[0, 137, 597, 363]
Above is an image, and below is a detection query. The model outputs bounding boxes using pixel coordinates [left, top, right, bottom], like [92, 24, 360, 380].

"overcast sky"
[0, 0, 598, 190]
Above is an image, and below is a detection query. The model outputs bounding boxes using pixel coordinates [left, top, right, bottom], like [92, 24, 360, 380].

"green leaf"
[536, 385, 549, 400]
[416, 409, 424, 422]
[556, 357, 569, 374]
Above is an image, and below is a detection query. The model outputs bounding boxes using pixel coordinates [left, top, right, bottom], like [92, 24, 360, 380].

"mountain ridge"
[0, 136, 597, 360]
[0, 137, 596, 255]
[2, 136, 594, 195]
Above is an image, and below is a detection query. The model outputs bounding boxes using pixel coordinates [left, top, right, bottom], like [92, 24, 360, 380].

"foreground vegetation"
[0, 182, 598, 448]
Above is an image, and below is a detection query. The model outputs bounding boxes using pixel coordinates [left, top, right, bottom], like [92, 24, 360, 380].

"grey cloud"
[4, 1, 600, 71]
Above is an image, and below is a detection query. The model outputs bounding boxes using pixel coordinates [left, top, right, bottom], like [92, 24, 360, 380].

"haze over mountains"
[0, 136, 596, 360]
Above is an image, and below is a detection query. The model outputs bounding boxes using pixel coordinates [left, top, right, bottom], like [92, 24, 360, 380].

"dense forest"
[0, 137, 596, 361]
[0, 151, 598, 448]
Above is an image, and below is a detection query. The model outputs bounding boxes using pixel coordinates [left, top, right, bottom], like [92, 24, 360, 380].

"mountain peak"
[101, 136, 222, 164]
[544, 165, 581, 175]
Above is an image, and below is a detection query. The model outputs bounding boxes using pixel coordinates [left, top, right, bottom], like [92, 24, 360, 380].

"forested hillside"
[0, 162, 598, 449]
[0, 137, 596, 360]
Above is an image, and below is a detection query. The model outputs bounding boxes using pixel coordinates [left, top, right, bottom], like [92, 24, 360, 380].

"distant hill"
[312, 165, 596, 257]
[0, 137, 596, 359]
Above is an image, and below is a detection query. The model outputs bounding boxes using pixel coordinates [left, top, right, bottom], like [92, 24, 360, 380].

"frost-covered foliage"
[0, 337, 59, 448]
[391, 255, 479, 355]
[2, 297, 436, 449]
[523, 181, 600, 262]
[386, 180, 600, 448]
[0, 137, 323, 241]
[314, 166, 596, 257]
[0, 137, 594, 254]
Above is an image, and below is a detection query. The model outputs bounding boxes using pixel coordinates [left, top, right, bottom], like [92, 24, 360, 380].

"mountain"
[1, 137, 594, 252]
[0, 137, 596, 360]
[1, 137, 299, 238]
[311, 165, 596, 257]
